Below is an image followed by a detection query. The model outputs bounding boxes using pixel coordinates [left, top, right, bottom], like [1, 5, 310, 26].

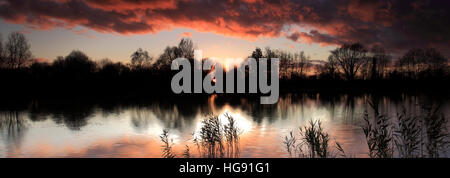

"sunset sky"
[0, 0, 449, 63]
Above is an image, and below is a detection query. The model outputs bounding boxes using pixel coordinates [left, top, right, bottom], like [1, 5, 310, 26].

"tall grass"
[363, 99, 449, 158]
[159, 103, 448, 158]
[283, 131, 301, 158]
[223, 113, 241, 158]
[159, 113, 241, 158]
[301, 120, 330, 158]
[195, 114, 225, 158]
[422, 104, 449, 157]
[283, 120, 345, 158]
[362, 101, 394, 158]
[160, 129, 176, 158]
[394, 110, 421, 158]
[193, 113, 241, 158]
[182, 145, 191, 158]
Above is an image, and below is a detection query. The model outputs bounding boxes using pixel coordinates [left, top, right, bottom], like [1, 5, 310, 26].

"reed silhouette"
[362, 101, 394, 158]
[362, 98, 449, 158]
[159, 113, 241, 158]
[283, 120, 346, 158]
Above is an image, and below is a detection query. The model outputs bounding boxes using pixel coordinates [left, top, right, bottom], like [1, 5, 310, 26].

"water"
[1, 93, 449, 158]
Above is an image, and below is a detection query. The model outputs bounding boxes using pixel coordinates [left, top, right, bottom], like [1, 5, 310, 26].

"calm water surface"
[1, 93, 449, 157]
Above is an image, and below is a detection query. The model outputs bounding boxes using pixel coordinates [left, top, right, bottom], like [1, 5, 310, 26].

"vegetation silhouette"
[159, 113, 241, 158]
[360, 97, 449, 158]
[283, 120, 346, 158]
[0, 31, 448, 99]
[282, 99, 449, 158]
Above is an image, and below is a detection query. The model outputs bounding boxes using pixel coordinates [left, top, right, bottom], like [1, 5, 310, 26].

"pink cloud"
[0, 0, 449, 55]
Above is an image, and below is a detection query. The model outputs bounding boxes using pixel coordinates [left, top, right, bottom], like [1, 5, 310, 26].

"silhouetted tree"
[397, 48, 424, 79]
[424, 48, 447, 72]
[53, 50, 96, 80]
[246, 47, 265, 81]
[264, 47, 277, 60]
[154, 46, 180, 70]
[263, 47, 278, 78]
[5, 32, 32, 68]
[178, 38, 194, 59]
[130, 48, 151, 69]
[276, 50, 291, 78]
[319, 55, 339, 79]
[294, 51, 310, 77]
[98, 60, 127, 79]
[251, 47, 263, 60]
[97, 58, 113, 68]
[397, 48, 447, 79]
[154, 38, 194, 71]
[368, 45, 391, 79]
[329, 43, 368, 80]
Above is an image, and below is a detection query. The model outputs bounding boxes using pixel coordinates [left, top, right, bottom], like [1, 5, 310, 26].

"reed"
[283, 131, 299, 158]
[195, 114, 225, 158]
[362, 101, 394, 158]
[223, 113, 241, 158]
[182, 145, 191, 158]
[394, 110, 421, 158]
[160, 129, 176, 158]
[283, 119, 345, 158]
[363, 100, 448, 158]
[422, 104, 449, 158]
[300, 120, 330, 158]
[160, 113, 241, 158]
[193, 113, 241, 158]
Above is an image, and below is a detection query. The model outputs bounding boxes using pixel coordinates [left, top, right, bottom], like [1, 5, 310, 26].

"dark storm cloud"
[0, 0, 449, 55]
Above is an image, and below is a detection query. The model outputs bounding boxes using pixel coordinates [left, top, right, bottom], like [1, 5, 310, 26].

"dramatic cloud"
[287, 30, 341, 46]
[0, 0, 449, 56]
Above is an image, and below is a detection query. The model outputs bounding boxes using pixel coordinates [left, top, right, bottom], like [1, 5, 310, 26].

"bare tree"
[130, 48, 151, 69]
[264, 47, 277, 60]
[329, 43, 368, 80]
[369, 45, 391, 79]
[5, 32, 32, 68]
[154, 38, 195, 70]
[178, 38, 194, 59]
[397, 48, 447, 79]
[424, 48, 447, 72]
[321, 55, 339, 79]
[154, 46, 181, 71]
[397, 48, 426, 79]
[295, 51, 310, 77]
[276, 50, 293, 78]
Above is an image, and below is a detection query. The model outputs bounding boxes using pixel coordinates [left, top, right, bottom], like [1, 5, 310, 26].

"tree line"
[0, 31, 448, 97]
[249, 43, 448, 81]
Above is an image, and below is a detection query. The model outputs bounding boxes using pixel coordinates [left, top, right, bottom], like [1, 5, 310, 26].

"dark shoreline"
[1, 79, 448, 99]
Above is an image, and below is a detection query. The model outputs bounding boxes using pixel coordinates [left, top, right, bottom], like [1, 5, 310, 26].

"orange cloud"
[0, 0, 449, 55]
